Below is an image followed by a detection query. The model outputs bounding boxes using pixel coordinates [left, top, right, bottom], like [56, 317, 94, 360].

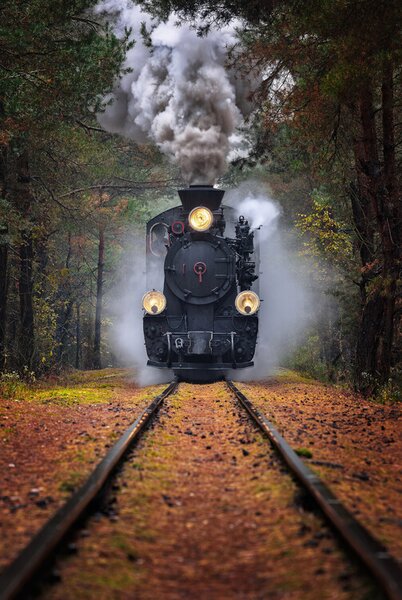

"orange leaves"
[360, 259, 380, 276]
[0, 131, 11, 147]
[0, 118, 26, 147]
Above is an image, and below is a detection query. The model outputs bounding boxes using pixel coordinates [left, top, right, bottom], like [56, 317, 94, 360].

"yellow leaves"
[296, 198, 353, 270]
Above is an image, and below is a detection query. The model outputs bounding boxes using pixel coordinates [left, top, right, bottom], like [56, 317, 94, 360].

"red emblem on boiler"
[193, 261, 207, 283]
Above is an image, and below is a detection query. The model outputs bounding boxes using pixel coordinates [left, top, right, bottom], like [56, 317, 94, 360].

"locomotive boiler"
[142, 185, 260, 382]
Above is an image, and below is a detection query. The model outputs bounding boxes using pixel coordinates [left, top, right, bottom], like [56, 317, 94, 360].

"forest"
[0, 0, 401, 398]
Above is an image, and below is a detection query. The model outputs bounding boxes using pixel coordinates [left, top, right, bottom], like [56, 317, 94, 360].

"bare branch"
[32, 176, 80, 212]
[75, 120, 108, 134]
[71, 16, 103, 29]
[58, 180, 177, 198]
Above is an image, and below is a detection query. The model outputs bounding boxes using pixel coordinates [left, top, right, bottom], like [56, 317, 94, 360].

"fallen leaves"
[239, 373, 402, 558]
[38, 381, 378, 600]
[0, 369, 167, 569]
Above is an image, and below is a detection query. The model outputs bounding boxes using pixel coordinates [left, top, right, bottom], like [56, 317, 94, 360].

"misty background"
[108, 181, 319, 384]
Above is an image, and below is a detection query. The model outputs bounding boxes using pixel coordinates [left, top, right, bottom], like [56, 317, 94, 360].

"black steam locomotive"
[142, 185, 260, 382]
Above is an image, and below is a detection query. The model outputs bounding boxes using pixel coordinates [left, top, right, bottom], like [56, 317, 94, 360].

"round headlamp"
[142, 290, 166, 315]
[235, 291, 260, 315]
[188, 206, 213, 232]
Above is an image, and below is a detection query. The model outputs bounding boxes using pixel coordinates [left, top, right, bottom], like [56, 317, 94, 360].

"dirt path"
[41, 383, 380, 600]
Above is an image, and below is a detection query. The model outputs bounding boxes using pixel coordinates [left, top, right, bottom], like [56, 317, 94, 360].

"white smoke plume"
[245, 230, 314, 380]
[109, 234, 173, 386]
[235, 196, 281, 239]
[95, 1, 252, 183]
[226, 183, 315, 381]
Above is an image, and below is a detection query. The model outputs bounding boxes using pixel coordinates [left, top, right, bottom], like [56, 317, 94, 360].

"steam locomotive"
[142, 185, 260, 382]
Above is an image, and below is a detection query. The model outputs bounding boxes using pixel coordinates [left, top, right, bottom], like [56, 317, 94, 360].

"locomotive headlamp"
[188, 206, 213, 232]
[235, 291, 260, 315]
[142, 291, 166, 315]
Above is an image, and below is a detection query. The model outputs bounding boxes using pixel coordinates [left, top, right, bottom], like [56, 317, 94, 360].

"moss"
[67, 368, 132, 385]
[272, 368, 320, 385]
[73, 448, 89, 463]
[110, 533, 139, 558]
[295, 448, 313, 458]
[254, 483, 273, 495]
[32, 386, 113, 406]
[108, 430, 121, 442]
[69, 567, 139, 596]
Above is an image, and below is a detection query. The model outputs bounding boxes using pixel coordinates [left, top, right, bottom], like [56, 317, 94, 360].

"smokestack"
[178, 185, 225, 212]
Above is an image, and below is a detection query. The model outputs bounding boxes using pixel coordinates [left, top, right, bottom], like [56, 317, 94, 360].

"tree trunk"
[352, 86, 381, 394]
[349, 181, 375, 274]
[7, 150, 37, 371]
[56, 300, 73, 366]
[352, 72, 401, 395]
[3, 146, 37, 371]
[0, 115, 9, 369]
[377, 58, 401, 380]
[19, 229, 35, 369]
[35, 232, 49, 292]
[75, 303, 81, 369]
[56, 233, 73, 365]
[93, 224, 105, 369]
[0, 241, 8, 369]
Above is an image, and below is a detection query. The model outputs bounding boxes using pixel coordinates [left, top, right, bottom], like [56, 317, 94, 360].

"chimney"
[178, 185, 225, 212]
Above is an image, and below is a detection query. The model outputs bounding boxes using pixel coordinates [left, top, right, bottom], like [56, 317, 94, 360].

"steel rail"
[0, 380, 178, 600]
[226, 379, 402, 600]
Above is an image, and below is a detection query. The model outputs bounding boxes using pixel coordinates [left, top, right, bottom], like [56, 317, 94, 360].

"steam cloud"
[95, 1, 252, 183]
[235, 194, 281, 239]
[110, 184, 315, 385]
[109, 235, 173, 386]
[226, 183, 314, 380]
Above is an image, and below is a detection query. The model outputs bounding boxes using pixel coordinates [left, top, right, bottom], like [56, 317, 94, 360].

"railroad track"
[226, 379, 402, 600]
[0, 378, 401, 600]
[0, 381, 178, 600]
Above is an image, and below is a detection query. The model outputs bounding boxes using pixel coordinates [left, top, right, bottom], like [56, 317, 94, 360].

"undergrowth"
[371, 377, 401, 404]
[0, 371, 31, 399]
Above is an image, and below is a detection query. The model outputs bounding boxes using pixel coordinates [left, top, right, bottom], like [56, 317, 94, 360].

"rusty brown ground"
[0, 369, 167, 569]
[238, 370, 402, 560]
[0, 369, 400, 599]
[40, 382, 381, 599]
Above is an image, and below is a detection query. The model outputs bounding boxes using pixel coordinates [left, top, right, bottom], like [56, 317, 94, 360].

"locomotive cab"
[143, 185, 259, 383]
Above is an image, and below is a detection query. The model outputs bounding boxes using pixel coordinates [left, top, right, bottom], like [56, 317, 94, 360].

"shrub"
[0, 371, 28, 399]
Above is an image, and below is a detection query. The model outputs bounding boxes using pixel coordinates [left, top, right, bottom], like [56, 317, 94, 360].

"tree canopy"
[0, 0, 178, 373]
